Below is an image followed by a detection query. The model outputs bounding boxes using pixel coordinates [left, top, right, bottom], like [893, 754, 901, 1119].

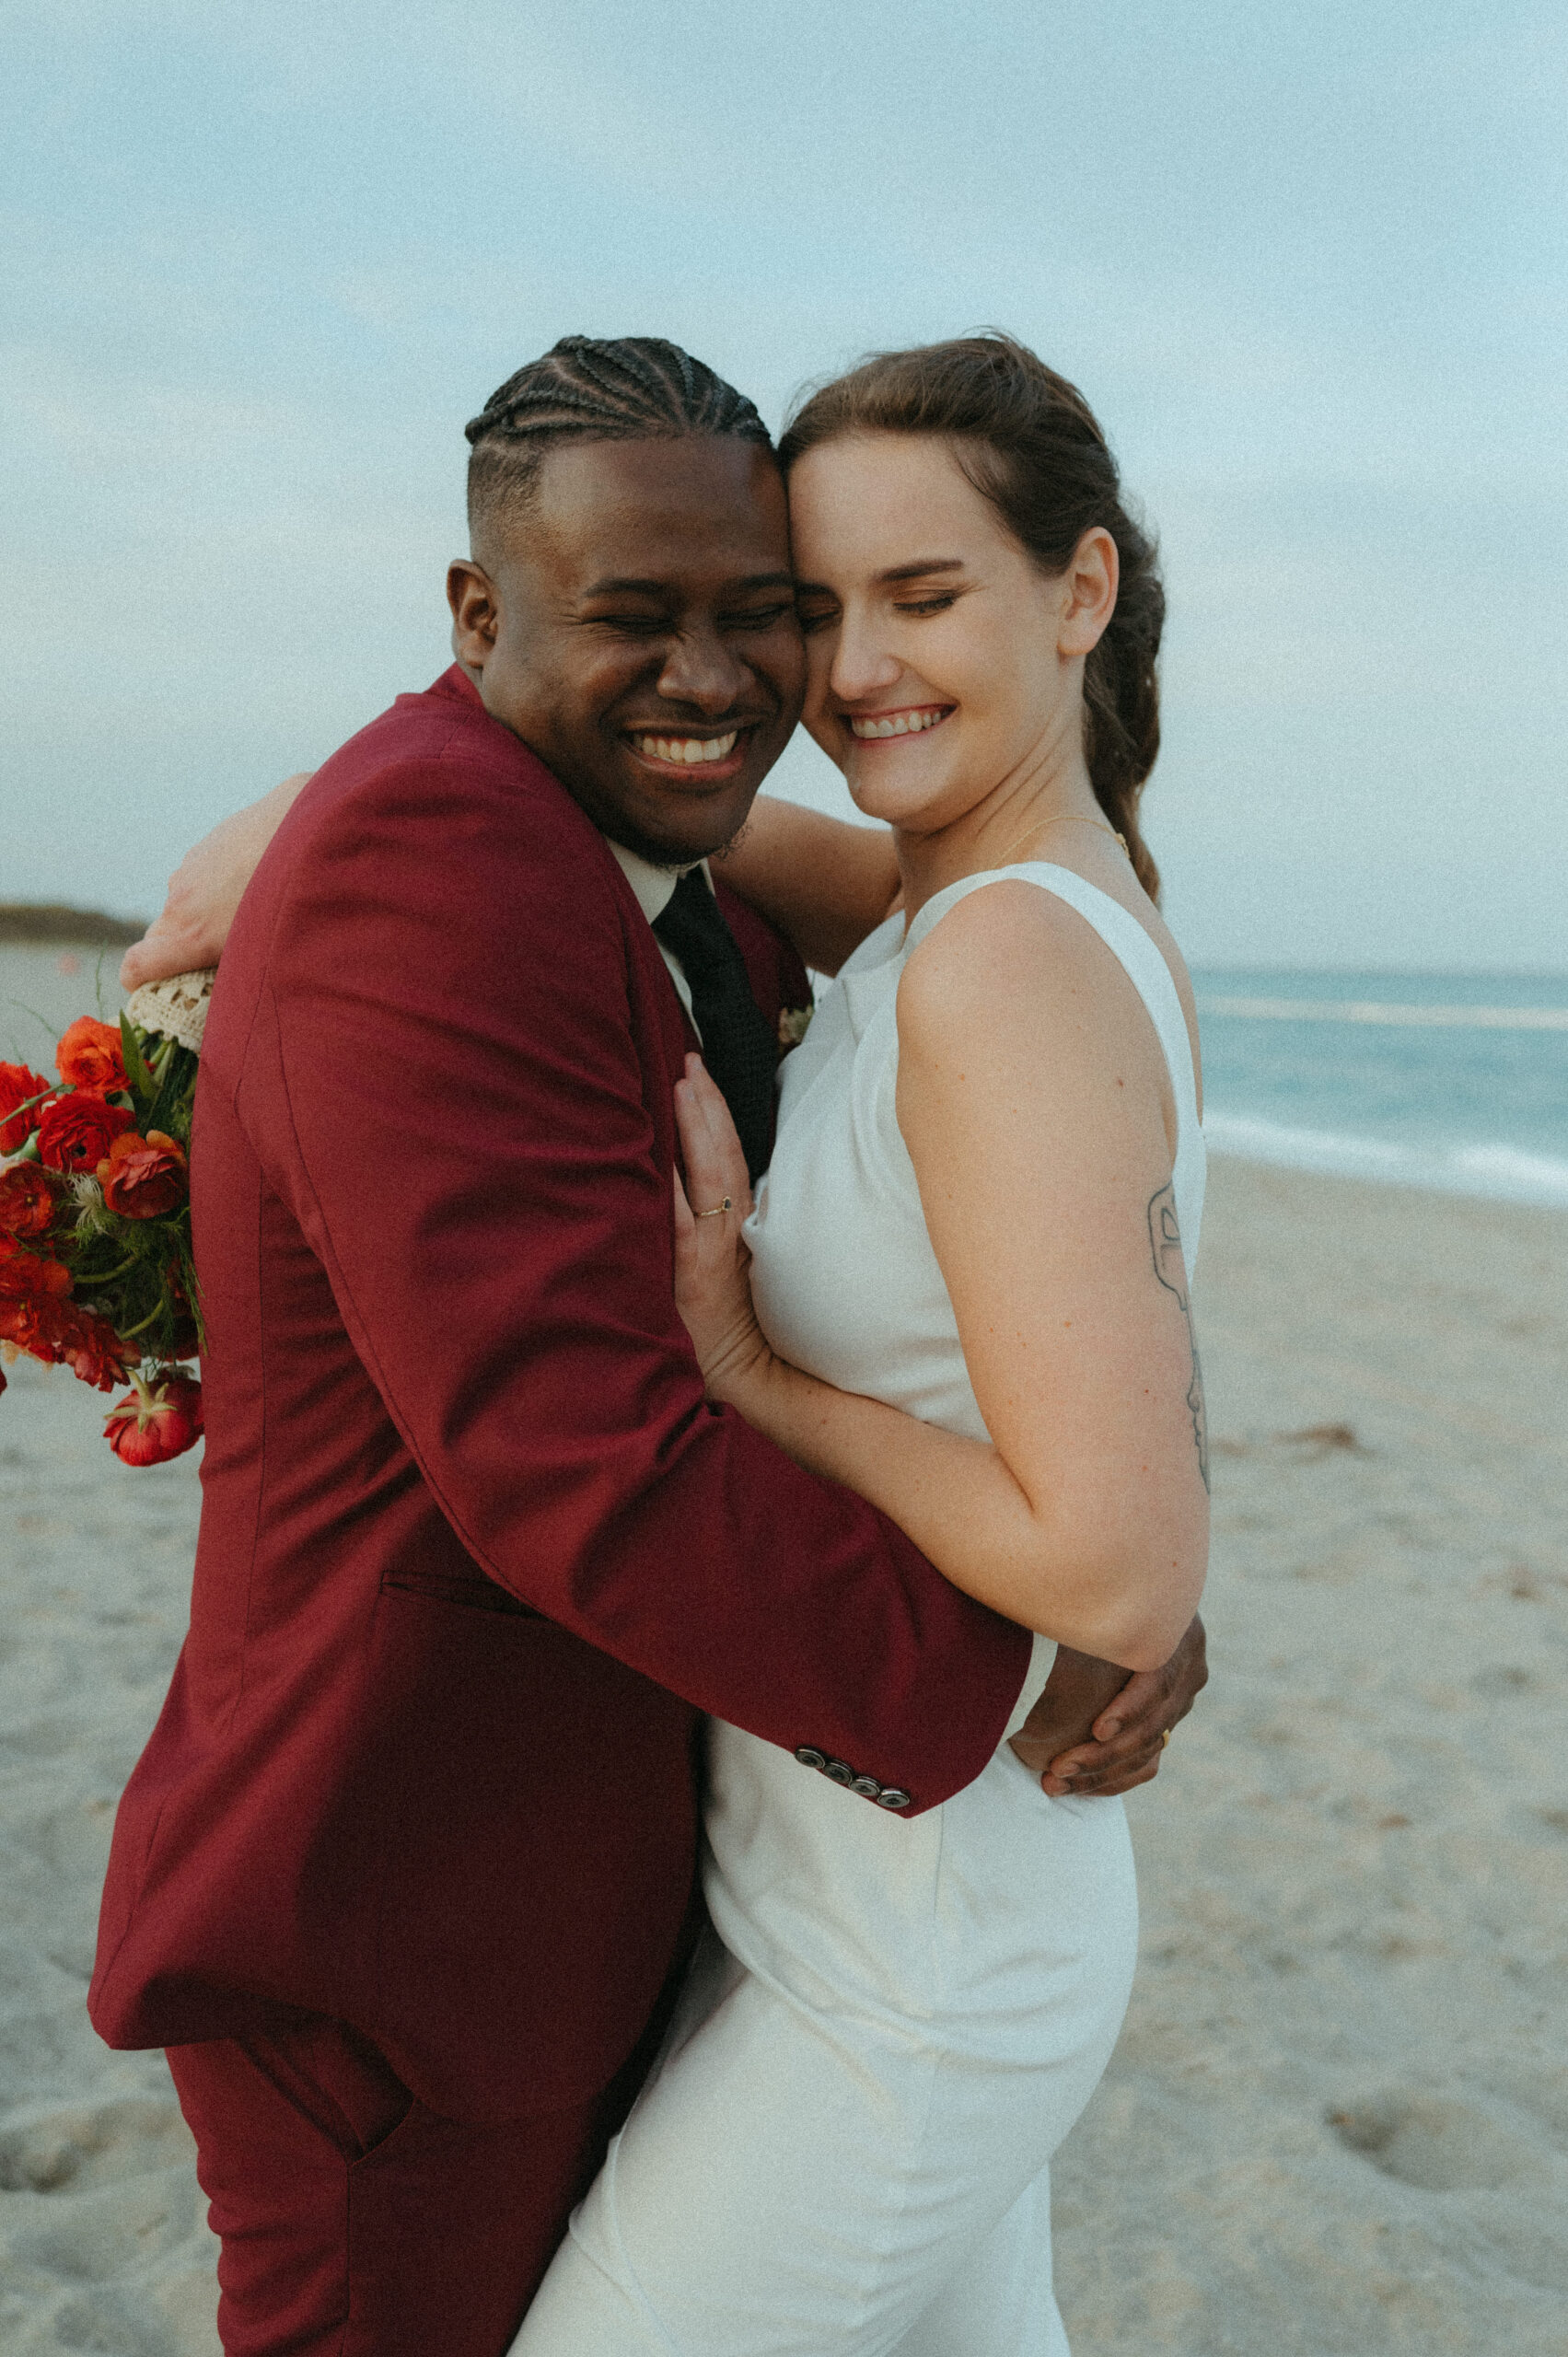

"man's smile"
[624, 725, 757, 778]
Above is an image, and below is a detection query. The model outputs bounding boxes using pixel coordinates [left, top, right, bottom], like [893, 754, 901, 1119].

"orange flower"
[97, 1129, 189, 1219]
[0, 1163, 56, 1239]
[37, 1092, 134, 1174]
[56, 1016, 127, 1094]
[0, 1062, 52, 1154]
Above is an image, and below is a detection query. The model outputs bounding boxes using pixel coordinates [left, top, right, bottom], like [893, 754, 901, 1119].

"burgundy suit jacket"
[90, 668, 1029, 2123]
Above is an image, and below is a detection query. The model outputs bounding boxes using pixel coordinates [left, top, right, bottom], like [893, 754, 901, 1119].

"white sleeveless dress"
[513, 865, 1205, 2357]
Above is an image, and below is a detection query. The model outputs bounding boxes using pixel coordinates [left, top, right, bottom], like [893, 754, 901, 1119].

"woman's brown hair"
[779, 333, 1165, 900]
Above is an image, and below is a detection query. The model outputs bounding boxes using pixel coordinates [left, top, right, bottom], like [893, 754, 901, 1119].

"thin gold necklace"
[995, 812, 1131, 865]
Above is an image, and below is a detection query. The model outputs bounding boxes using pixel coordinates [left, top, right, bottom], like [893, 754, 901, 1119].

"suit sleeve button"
[874, 1788, 912, 1810]
[849, 1775, 882, 1799]
[795, 1747, 828, 1771]
[822, 1759, 854, 1785]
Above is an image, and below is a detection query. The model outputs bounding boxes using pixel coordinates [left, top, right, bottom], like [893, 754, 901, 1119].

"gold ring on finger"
[1161, 1727, 1172, 1747]
[695, 1197, 733, 1220]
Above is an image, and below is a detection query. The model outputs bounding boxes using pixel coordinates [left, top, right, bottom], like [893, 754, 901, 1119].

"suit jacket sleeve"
[240, 749, 1030, 1810]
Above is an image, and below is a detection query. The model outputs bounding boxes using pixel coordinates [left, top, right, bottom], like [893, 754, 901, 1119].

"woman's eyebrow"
[877, 557, 966, 585]
[793, 558, 967, 599]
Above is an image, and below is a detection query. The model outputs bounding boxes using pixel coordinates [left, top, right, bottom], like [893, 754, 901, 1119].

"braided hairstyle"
[465, 335, 773, 552]
[780, 334, 1166, 901]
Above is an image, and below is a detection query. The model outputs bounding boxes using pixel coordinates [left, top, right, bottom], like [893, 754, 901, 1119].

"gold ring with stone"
[695, 1197, 733, 1220]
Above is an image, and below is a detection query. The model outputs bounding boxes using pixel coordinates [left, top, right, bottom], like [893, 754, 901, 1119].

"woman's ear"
[1057, 527, 1119, 658]
[447, 559, 502, 672]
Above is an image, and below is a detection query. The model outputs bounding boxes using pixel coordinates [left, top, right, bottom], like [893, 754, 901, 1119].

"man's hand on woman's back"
[1011, 1617, 1208, 1798]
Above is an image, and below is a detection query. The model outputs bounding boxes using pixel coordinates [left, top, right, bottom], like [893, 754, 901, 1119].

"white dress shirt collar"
[606, 841, 714, 924]
[606, 841, 714, 1034]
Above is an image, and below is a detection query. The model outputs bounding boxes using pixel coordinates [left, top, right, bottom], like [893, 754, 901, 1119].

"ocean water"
[8, 946, 1566, 1212]
[1195, 970, 1568, 1208]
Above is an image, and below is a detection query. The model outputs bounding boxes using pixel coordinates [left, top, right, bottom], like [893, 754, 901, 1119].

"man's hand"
[119, 772, 315, 991]
[1010, 1617, 1207, 1798]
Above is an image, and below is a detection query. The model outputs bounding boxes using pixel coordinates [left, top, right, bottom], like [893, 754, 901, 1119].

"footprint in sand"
[0, 2095, 217, 2354]
[1327, 2093, 1543, 2191]
[0, 2094, 193, 2194]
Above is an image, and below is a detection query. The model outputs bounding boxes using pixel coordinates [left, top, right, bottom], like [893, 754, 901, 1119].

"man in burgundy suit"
[94, 339, 1206, 2356]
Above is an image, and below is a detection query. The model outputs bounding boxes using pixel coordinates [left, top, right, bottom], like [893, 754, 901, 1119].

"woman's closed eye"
[796, 591, 962, 632]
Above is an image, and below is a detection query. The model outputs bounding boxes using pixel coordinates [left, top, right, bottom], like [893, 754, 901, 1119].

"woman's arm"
[710, 796, 900, 974]
[119, 772, 316, 989]
[122, 779, 895, 990]
[673, 886, 1210, 1673]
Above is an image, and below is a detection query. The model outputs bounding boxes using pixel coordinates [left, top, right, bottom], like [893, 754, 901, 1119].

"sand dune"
[2, 1155, 1564, 2352]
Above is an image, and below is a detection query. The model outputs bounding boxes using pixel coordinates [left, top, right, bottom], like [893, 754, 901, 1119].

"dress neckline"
[904, 860, 1141, 957]
[898, 861, 1201, 1134]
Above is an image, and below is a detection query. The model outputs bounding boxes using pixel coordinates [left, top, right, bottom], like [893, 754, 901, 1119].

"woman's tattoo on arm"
[1146, 1182, 1210, 1492]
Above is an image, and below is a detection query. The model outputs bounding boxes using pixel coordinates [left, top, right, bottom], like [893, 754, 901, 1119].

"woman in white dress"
[511, 335, 1209, 2355]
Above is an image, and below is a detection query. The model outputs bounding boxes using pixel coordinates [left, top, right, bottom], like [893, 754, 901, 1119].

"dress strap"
[904, 864, 1200, 1145]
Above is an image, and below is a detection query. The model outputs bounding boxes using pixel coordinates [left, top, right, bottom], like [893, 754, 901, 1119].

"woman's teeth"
[848, 707, 948, 739]
[631, 731, 739, 766]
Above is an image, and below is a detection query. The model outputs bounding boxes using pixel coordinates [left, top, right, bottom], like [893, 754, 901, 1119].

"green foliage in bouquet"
[69, 1016, 203, 1364]
[1, 974, 214, 1460]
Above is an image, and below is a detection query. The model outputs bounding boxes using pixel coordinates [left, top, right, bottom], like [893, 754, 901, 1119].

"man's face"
[448, 435, 803, 865]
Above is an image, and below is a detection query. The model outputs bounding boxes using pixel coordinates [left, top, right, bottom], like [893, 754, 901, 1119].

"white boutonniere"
[777, 1004, 813, 1053]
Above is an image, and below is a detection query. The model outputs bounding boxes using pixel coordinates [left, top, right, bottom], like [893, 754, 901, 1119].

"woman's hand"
[671, 1056, 771, 1403]
[119, 772, 315, 991]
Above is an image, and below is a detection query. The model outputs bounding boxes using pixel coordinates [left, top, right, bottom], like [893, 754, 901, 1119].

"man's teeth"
[632, 731, 740, 765]
[849, 708, 947, 739]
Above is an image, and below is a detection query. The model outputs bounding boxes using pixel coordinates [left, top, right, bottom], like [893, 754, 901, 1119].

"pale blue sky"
[4, 0, 1563, 967]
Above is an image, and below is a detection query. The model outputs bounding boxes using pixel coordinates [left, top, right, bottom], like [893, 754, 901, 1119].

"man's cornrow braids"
[465, 335, 771, 456]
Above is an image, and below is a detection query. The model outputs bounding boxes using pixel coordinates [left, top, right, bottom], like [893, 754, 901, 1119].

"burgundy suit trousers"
[168, 2016, 647, 2357]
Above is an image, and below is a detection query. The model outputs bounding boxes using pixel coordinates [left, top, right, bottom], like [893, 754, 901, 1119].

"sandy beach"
[3, 1149, 1565, 2354]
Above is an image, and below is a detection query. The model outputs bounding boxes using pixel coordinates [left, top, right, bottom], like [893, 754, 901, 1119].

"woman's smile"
[843, 703, 955, 742]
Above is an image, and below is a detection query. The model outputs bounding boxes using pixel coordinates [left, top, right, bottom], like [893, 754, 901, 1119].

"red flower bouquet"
[0, 970, 214, 1463]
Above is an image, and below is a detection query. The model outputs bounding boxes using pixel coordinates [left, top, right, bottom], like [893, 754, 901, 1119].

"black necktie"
[653, 868, 777, 1182]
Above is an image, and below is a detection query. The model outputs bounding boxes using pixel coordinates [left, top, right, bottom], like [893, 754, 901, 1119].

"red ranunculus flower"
[97, 1128, 188, 1219]
[61, 1310, 131, 1392]
[0, 1061, 52, 1153]
[0, 1162, 57, 1239]
[0, 1283, 76, 1362]
[56, 1016, 128, 1095]
[0, 1289, 125, 1386]
[0, 1236, 72, 1301]
[104, 1370, 203, 1464]
[36, 1091, 135, 1174]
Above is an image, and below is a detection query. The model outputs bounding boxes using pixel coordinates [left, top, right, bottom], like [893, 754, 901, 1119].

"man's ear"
[447, 558, 501, 673]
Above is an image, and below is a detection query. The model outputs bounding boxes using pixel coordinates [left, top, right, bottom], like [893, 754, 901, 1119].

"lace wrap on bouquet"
[123, 968, 215, 1055]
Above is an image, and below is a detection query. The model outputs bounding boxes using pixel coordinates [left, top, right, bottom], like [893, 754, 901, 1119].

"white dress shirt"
[606, 839, 711, 1038]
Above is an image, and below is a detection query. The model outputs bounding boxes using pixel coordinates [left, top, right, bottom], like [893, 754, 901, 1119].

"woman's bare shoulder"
[896, 880, 1140, 1075]
[896, 865, 1201, 1110]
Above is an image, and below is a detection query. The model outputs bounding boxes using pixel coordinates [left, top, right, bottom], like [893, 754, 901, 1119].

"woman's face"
[786, 432, 1112, 837]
